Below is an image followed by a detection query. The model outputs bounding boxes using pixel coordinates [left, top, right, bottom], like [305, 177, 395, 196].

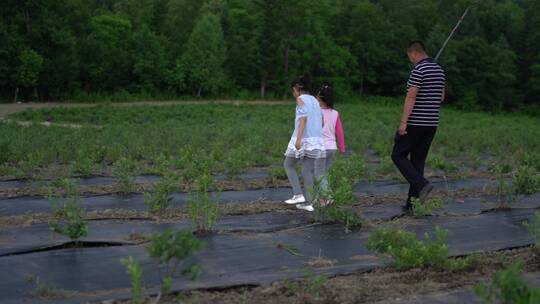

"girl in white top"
[283, 75, 327, 212]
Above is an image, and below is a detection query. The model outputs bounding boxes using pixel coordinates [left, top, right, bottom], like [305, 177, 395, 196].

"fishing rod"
[435, 2, 478, 62]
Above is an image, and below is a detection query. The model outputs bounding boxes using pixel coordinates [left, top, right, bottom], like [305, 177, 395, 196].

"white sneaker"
[284, 195, 306, 205]
[296, 203, 314, 212]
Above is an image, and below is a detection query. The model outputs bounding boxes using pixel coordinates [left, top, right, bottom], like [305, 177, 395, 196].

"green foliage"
[411, 197, 445, 217]
[49, 179, 88, 241]
[513, 166, 540, 196]
[474, 262, 540, 304]
[174, 11, 228, 96]
[366, 226, 468, 270]
[147, 229, 205, 284]
[428, 155, 459, 172]
[304, 271, 327, 298]
[188, 181, 220, 233]
[72, 157, 94, 177]
[282, 271, 328, 298]
[15, 49, 43, 88]
[494, 165, 517, 208]
[113, 157, 138, 194]
[523, 212, 540, 250]
[313, 176, 362, 233]
[0, 0, 537, 107]
[144, 174, 178, 214]
[121, 256, 143, 304]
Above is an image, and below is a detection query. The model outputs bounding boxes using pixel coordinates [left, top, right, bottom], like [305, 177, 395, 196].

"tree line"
[1, 0, 539, 110]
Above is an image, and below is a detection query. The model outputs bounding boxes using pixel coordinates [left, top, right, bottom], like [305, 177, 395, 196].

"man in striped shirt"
[391, 41, 446, 211]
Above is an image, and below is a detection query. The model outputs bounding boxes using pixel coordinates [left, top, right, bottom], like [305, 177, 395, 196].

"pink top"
[321, 108, 346, 153]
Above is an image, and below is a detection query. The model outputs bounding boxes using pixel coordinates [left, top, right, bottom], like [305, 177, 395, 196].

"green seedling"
[49, 178, 88, 241]
[366, 226, 470, 270]
[188, 174, 219, 233]
[144, 173, 178, 214]
[121, 256, 143, 304]
[474, 261, 540, 304]
[411, 197, 445, 217]
[146, 229, 205, 294]
[523, 211, 540, 251]
[513, 165, 540, 196]
[113, 157, 138, 194]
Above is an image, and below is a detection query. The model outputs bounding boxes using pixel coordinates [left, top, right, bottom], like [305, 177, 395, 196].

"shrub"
[72, 157, 94, 177]
[150, 153, 172, 176]
[494, 165, 517, 208]
[144, 174, 178, 214]
[411, 197, 445, 217]
[120, 257, 143, 304]
[474, 262, 540, 304]
[147, 229, 205, 294]
[524, 211, 540, 251]
[428, 155, 459, 172]
[313, 177, 362, 233]
[188, 174, 219, 233]
[366, 226, 468, 270]
[513, 166, 540, 196]
[49, 179, 88, 241]
[327, 154, 365, 187]
[113, 157, 138, 193]
[269, 165, 287, 185]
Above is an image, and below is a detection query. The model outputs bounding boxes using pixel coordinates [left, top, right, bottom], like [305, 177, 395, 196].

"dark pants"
[391, 125, 437, 206]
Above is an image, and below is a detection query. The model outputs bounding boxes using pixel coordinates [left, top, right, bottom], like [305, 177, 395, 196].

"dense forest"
[0, 0, 539, 110]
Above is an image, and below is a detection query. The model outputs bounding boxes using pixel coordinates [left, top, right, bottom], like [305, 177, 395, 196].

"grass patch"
[366, 226, 471, 271]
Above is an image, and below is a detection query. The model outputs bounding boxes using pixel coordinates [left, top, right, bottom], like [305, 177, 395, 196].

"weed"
[113, 157, 138, 193]
[147, 229, 205, 293]
[513, 166, 540, 196]
[494, 165, 517, 208]
[282, 271, 328, 298]
[188, 174, 219, 233]
[429, 155, 459, 172]
[523, 211, 540, 251]
[313, 177, 362, 233]
[26, 274, 77, 299]
[304, 271, 327, 298]
[269, 165, 287, 186]
[474, 261, 540, 303]
[48, 178, 88, 241]
[72, 157, 94, 177]
[366, 226, 469, 270]
[144, 174, 178, 214]
[150, 153, 172, 176]
[411, 197, 445, 217]
[121, 256, 143, 304]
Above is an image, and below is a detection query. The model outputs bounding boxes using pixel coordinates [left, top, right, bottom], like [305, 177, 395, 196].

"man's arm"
[295, 117, 307, 150]
[399, 86, 419, 135]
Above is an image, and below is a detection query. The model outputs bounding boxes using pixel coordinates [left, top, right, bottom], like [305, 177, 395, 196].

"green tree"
[175, 11, 228, 96]
[15, 49, 43, 101]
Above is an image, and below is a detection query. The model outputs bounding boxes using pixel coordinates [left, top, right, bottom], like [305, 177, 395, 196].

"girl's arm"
[336, 113, 346, 153]
[296, 117, 307, 150]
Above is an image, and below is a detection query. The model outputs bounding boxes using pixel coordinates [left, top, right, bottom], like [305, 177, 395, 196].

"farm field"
[0, 100, 539, 304]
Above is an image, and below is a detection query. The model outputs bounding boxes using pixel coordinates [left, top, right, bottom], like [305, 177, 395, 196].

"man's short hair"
[407, 41, 427, 54]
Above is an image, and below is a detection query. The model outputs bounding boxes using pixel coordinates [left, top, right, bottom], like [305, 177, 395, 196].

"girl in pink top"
[316, 85, 346, 170]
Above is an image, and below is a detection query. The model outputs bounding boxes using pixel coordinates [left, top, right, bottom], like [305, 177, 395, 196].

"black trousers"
[391, 125, 437, 204]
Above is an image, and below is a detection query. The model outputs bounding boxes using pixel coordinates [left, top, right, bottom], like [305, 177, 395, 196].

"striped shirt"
[407, 58, 446, 127]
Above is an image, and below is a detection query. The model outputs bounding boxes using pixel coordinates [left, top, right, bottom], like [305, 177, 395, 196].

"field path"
[0, 100, 290, 118]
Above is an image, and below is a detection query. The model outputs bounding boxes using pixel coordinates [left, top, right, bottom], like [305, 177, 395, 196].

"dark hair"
[407, 40, 427, 54]
[291, 75, 312, 93]
[316, 85, 335, 108]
